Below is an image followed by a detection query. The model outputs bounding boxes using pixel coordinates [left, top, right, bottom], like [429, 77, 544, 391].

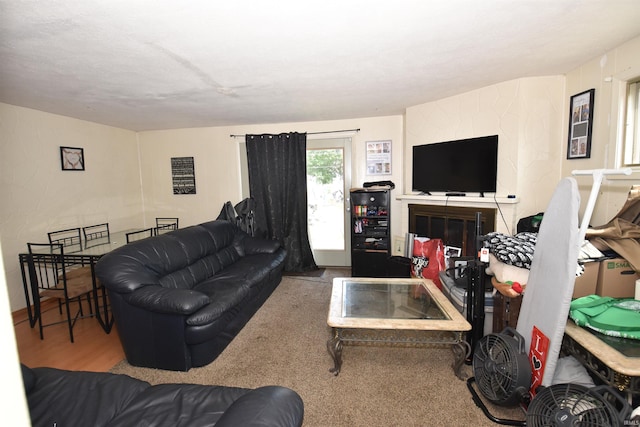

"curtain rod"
[229, 128, 360, 138]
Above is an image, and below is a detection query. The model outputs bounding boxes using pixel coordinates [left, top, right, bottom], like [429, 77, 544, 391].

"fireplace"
[408, 204, 496, 257]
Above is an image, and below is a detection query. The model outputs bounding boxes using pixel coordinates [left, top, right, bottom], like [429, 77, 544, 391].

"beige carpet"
[111, 271, 526, 426]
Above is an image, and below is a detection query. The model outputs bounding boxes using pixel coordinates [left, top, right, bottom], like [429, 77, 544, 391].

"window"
[622, 79, 640, 167]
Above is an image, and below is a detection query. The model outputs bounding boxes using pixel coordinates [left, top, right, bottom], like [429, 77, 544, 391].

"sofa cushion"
[125, 286, 211, 315]
[215, 386, 305, 427]
[187, 281, 252, 326]
[199, 220, 240, 246]
[95, 236, 186, 293]
[211, 252, 287, 288]
[26, 367, 150, 427]
[242, 236, 282, 255]
[107, 383, 250, 427]
[159, 246, 241, 290]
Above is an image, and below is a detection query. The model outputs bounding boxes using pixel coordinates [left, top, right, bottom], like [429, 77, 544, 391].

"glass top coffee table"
[327, 277, 471, 378]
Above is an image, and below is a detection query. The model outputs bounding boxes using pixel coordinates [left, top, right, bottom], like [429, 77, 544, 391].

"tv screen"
[412, 135, 498, 195]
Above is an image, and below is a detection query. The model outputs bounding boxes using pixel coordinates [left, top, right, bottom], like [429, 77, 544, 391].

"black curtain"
[245, 132, 318, 272]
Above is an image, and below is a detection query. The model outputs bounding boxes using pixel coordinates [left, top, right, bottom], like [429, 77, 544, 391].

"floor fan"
[526, 383, 631, 426]
[467, 327, 532, 426]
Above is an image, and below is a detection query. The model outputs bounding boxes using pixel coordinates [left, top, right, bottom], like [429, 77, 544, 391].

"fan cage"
[526, 384, 622, 427]
[473, 333, 531, 406]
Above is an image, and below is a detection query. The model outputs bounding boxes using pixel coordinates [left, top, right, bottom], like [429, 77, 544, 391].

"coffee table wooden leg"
[451, 340, 471, 380]
[327, 332, 343, 376]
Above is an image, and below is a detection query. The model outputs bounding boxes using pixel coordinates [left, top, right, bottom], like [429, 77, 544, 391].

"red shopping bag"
[411, 237, 445, 289]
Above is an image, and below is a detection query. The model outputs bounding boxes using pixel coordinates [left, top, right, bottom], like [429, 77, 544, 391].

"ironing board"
[516, 168, 632, 387]
[516, 177, 581, 387]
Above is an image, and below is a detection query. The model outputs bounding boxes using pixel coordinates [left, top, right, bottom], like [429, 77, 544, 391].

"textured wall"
[404, 76, 565, 234]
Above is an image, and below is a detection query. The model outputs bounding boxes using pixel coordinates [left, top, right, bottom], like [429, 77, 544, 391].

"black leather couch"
[22, 364, 304, 427]
[96, 220, 287, 371]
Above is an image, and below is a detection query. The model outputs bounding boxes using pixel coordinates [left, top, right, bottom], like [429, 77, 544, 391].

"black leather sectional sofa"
[96, 220, 287, 371]
[22, 364, 304, 427]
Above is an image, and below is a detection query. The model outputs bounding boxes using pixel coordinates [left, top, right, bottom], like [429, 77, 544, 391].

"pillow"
[486, 231, 537, 269]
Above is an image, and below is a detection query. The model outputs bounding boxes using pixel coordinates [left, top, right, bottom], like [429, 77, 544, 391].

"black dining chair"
[47, 227, 93, 306]
[126, 228, 154, 243]
[82, 223, 110, 248]
[155, 217, 179, 235]
[26, 243, 95, 342]
[48, 227, 83, 253]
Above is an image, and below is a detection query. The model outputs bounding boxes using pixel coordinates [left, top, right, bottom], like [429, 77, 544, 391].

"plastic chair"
[155, 217, 179, 235]
[126, 228, 154, 243]
[26, 243, 95, 342]
[82, 223, 110, 248]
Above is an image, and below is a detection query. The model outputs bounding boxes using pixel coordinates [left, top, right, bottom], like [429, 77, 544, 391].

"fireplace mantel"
[397, 194, 519, 206]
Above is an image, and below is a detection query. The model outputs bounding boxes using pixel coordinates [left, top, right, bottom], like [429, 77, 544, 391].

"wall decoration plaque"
[171, 157, 196, 194]
[60, 146, 85, 171]
[567, 89, 595, 159]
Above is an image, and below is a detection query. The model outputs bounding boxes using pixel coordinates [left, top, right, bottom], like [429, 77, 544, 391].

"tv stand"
[445, 192, 466, 197]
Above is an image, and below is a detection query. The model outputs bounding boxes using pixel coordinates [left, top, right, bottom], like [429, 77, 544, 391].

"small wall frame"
[567, 89, 595, 159]
[171, 156, 196, 194]
[366, 140, 392, 175]
[60, 146, 85, 171]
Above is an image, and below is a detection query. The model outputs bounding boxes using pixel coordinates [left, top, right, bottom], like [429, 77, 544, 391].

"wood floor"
[13, 267, 349, 372]
[13, 300, 124, 372]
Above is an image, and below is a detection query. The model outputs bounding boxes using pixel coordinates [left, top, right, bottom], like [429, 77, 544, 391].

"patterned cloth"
[485, 232, 537, 269]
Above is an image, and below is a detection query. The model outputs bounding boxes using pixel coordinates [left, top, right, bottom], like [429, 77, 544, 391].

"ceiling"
[1, 1, 640, 132]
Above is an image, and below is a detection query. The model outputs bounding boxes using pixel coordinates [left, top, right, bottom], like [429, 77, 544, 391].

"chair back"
[27, 243, 67, 296]
[126, 228, 154, 243]
[48, 228, 82, 253]
[26, 242, 94, 342]
[83, 223, 110, 248]
[155, 217, 179, 235]
[155, 218, 179, 235]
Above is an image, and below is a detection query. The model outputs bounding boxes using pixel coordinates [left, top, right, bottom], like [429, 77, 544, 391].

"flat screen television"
[412, 135, 498, 196]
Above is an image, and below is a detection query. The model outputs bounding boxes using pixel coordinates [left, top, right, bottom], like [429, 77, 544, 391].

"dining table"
[19, 228, 146, 334]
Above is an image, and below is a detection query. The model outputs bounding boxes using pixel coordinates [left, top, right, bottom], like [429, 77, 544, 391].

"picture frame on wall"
[171, 156, 196, 194]
[366, 140, 392, 175]
[567, 88, 595, 159]
[60, 146, 85, 171]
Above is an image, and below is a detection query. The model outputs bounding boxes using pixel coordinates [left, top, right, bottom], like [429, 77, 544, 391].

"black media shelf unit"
[350, 187, 391, 277]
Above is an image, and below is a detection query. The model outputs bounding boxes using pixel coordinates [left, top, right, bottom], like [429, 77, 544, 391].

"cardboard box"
[596, 257, 639, 298]
[573, 261, 599, 299]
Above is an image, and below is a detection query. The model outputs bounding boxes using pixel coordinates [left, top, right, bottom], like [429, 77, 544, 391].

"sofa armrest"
[241, 236, 282, 255]
[215, 386, 304, 427]
[125, 286, 210, 315]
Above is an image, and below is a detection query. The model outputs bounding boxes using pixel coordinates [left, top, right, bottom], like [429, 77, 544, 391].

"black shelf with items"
[350, 187, 391, 277]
